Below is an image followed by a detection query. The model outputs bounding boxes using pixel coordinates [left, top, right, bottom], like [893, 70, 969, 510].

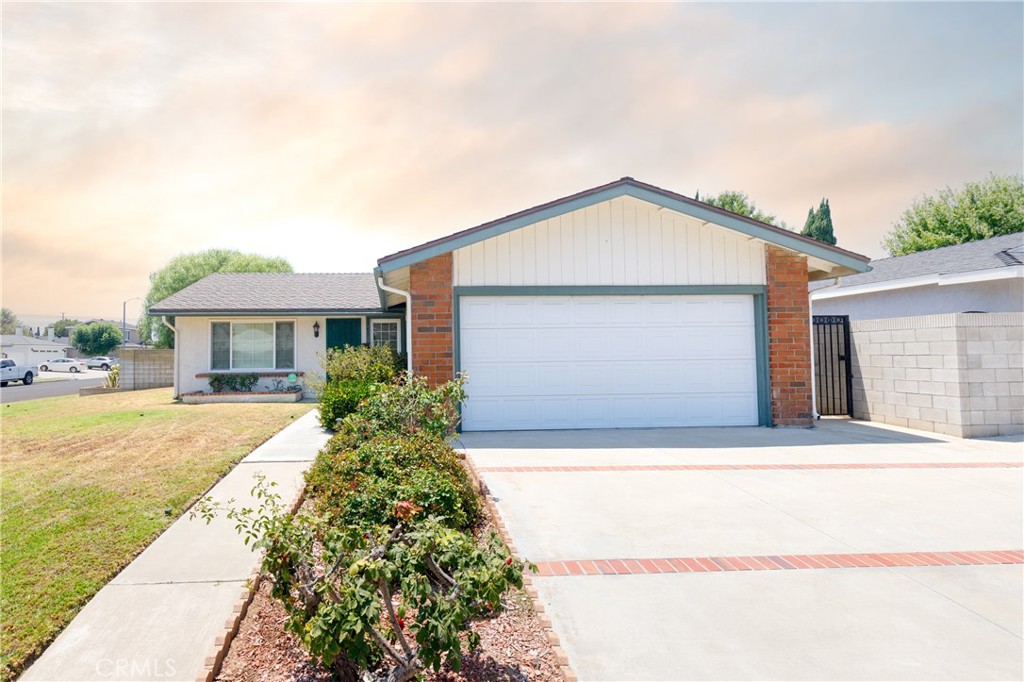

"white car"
[40, 358, 89, 373]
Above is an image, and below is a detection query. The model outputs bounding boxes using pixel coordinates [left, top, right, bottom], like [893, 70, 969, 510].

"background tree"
[697, 190, 783, 227]
[883, 174, 1024, 255]
[1, 308, 21, 335]
[52, 318, 81, 338]
[801, 198, 837, 245]
[140, 249, 293, 348]
[71, 322, 123, 356]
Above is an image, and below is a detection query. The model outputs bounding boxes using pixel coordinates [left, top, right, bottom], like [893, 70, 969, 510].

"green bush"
[318, 380, 374, 429]
[321, 345, 401, 385]
[314, 345, 403, 430]
[207, 372, 259, 393]
[340, 374, 466, 443]
[306, 433, 479, 532]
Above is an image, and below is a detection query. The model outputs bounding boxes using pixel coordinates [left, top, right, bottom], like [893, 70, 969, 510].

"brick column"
[409, 253, 454, 386]
[766, 245, 813, 427]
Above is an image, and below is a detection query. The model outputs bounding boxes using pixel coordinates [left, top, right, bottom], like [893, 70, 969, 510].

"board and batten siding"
[452, 196, 767, 287]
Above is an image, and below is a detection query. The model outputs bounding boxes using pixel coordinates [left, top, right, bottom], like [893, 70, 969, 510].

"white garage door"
[459, 295, 759, 431]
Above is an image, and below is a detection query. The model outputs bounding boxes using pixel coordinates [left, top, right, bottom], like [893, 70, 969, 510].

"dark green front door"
[326, 318, 361, 350]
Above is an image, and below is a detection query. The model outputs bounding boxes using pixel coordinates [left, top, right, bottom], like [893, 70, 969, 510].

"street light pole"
[122, 297, 142, 347]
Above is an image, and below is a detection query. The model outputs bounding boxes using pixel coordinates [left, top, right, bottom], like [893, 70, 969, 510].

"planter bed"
[181, 390, 302, 404]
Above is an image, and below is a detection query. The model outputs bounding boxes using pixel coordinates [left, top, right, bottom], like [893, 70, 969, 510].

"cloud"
[2, 2, 1021, 318]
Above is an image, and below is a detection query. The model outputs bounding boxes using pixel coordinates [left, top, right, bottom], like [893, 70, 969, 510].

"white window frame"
[209, 319, 296, 371]
[369, 319, 401, 352]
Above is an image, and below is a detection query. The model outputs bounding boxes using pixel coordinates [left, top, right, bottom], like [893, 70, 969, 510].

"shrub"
[207, 373, 260, 393]
[306, 433, 479, 532]
[314, 345, 403, 430]
[194, 478, 524, 682]
[104, 365, 119, 389]
[340, 374, 466, 443]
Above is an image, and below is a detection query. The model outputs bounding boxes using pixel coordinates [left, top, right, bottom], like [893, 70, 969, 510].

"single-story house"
[150, 177, 870, 431]
[0, 335, 71, 366]
[811, 232, 1024, 318]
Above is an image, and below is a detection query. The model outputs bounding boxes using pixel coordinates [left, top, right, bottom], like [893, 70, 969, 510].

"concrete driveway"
[460, 420, 1023, 681]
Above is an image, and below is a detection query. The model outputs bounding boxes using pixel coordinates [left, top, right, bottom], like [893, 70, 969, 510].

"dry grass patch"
[0, 388, 314, 681]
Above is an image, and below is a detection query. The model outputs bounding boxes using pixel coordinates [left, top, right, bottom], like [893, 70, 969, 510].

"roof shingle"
[811, 232, 1024, 292]
[148, 273, 381, 314]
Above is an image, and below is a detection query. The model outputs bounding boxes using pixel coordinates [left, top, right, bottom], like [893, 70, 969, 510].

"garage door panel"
[459, 295, 759, 430]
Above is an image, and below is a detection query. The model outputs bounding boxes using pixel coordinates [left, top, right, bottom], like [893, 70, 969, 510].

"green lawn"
[0, 388, 314, 680]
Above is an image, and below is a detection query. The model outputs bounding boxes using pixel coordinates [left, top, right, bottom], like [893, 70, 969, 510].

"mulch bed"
[216, 504, 561, 681]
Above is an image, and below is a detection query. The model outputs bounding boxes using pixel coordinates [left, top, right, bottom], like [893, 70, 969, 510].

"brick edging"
[194, 489, 306, 682]
[459, 449, 578, 682]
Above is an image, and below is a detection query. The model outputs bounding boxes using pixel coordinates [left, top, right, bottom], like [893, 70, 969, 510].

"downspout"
[376, 276, 413, 376]
[161, 315, 179, 399]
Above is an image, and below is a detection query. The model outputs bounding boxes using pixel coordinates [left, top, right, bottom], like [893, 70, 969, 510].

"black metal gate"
[812, 315, 853, 417]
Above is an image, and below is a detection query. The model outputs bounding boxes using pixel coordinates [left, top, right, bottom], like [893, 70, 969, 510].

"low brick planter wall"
[79, 387, 120, 396]
[181, 390, 303, 404]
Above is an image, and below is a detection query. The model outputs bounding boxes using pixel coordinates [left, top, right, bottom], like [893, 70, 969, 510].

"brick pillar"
[409, 253, 454, 386]
[766, 245, 813, 427]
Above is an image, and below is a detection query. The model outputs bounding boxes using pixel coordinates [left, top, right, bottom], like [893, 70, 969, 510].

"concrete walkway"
[463, 420, 1024, 681]
[21, 409, 331, 682]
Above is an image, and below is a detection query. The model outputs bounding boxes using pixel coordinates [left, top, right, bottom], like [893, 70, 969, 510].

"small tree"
[801, 198, 837, 245]
[52, 318, 81, 338]
[1, 308, 20, 335]
[698, 190, 782, 226]
[883, 174, 1024, 255]
[71, 322, 123, 356]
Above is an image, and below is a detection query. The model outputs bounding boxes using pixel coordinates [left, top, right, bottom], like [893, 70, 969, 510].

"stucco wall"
[849, 313, 1023, 438]
[173, 315, 332, 398]
[814, 279, 1023, 321]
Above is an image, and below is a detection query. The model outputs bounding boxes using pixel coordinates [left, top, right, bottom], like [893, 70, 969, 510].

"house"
[0, 335, 71, 366]
[808, 234, 1024, 438]
[811, 232, 1024, 319]
[150, 177, 870, 431]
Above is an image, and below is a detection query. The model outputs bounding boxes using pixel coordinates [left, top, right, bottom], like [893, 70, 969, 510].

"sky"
[3, 2, 1022, 324]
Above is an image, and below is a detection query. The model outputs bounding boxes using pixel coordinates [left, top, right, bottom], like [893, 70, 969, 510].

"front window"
[211, 321, 295, 370]
[370, 319, 400, 352]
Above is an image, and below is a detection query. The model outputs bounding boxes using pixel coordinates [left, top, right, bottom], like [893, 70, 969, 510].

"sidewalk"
[21, 409, 331, 682]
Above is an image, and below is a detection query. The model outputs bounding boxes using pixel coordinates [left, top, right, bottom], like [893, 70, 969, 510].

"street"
[1, 371, 108, 403]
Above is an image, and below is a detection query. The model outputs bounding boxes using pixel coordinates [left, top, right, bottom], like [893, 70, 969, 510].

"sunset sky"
[3, 2, 1022, 324]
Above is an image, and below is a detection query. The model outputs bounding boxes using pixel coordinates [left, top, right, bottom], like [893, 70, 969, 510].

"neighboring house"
[150, 177, 870, 431]
[811, 233, 1024, 319]
[0, 335, 70, 366]
[809, 234, 1024, 438]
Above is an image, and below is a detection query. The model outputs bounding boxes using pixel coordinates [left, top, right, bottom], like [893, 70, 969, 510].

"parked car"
[40, 358, 88, 373]
[0, 359, 37, 386]
[85, 356, 119, 370]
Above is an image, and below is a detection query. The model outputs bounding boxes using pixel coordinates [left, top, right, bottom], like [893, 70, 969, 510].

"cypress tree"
[801, 198, 837, 245]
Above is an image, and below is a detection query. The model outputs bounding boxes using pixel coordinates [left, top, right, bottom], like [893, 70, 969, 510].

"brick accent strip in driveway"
[534, 550, 1024, 576]
[477, 462, 1023, 473]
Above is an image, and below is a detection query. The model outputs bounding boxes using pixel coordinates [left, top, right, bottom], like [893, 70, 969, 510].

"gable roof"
[811, 232, 1024, 296]
[148, 273, 382, 315]
[377, 177, 870, 276]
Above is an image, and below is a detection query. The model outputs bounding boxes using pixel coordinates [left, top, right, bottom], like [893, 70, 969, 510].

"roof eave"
[148, 307, 386, 316]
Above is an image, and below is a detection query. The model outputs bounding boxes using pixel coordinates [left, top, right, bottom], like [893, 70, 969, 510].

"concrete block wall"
[120, 348, 175, 391]
[848, 313, 1023, 438]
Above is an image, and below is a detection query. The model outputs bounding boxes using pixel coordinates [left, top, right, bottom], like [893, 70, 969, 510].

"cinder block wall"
[119, 348, 175, 390]
[848, 313, 1023, 438]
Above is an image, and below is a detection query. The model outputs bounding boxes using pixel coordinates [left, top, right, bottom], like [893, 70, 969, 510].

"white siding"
[453, 196, 766, 287]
